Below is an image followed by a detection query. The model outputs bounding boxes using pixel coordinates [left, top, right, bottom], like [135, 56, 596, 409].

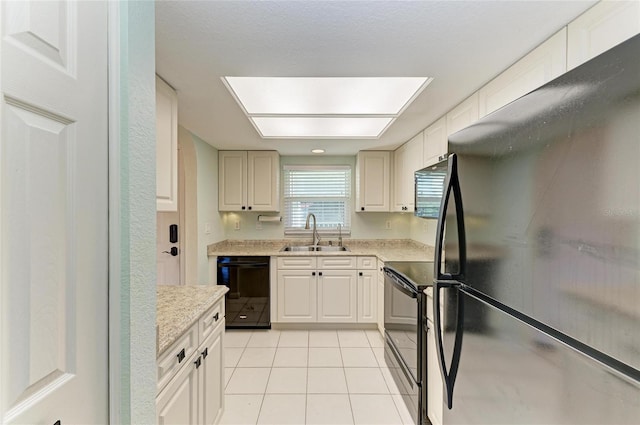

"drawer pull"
[194, 356, 202, 369]
[202, 347, 208, 359]
[177, 348, 186, 363]
[213, 312, 219, 322]
[359, 272, 363, 276]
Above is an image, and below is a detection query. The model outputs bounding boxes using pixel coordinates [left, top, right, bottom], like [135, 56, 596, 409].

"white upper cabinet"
[219, 150, 280, 212]
[393, 132, 423, 212]
[247, 151, 280, 211]
[567, 0, 640, 70]
[423, 116, 448, 167]
[156, 76, 179, 211]
[478, 28, 567, 118]
[356, 151, 391, 212]
[446, 92, 479, 137]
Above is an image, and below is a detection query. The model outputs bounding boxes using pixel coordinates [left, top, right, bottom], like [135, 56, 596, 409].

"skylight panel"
[222, 76, 432, 138]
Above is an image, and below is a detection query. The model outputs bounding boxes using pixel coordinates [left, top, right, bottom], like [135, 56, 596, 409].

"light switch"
[205, 222, 211, 234]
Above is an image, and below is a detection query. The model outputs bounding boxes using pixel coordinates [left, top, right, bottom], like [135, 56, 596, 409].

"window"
[283, 165, 351, 235]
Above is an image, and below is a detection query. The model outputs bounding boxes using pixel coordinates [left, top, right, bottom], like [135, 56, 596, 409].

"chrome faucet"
[305, 213, 321, 246]
[337, 223, 342, 247]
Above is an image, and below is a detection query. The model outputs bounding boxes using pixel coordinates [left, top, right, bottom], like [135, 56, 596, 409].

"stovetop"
[384, 261, 434, 290]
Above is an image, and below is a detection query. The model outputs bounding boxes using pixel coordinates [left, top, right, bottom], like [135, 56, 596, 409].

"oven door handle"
[384, 270, 418, 298]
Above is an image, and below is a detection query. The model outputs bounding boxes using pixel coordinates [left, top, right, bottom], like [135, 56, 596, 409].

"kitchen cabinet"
[478, 28, 567, 118]
[317, 270, 358, 323]
[567, 1, 640, 70]
[156, 75, 179, 212]
[426, 289, 443, 425]
[276, 256, 377, 324]
[423, 116, 448, 168]
[218, 150, 279, 212]
[446, 92, 479, 137]
[156, 298, 225, 425]
[376, 259, 385, 333]
[393, 132, 423, 212]
[356, 151, 391, 212]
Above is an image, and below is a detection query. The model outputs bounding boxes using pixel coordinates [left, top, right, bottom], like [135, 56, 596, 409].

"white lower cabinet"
[276, 256, 377, 324]
[157, 300, 225, 424]
[376, 260, 385, 333]
[318, 270, 357, 322]
[277, 269, 318, 322]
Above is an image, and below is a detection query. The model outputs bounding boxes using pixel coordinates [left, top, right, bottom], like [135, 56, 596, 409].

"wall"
[192, 133, 226, 282]
[220, 155, 412, 241]
[113, 1, 156, 423]
[409, 214, 438, 246]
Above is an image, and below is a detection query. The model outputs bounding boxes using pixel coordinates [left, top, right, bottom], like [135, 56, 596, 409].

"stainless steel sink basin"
[314, 246, 349, 252]
[279, 245, 349, 252]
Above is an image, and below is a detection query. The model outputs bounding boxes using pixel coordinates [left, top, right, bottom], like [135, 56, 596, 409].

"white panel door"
[567, 0, 640, 70]
[357, 270, 377, 323]
[247, 151, 279, 212]
[218, 151, 247, 211]
[199, 326, 224, 425]
[1, 1, 109, 424]
[277, 270, 317, 322]
[423, 116, 447, 167]
[446, 92, 479, 136]
[356, 151, 390, 212]
[317, 270, 357, 323]
[156, 75, 178, 212]
[156, 354, 199, 425]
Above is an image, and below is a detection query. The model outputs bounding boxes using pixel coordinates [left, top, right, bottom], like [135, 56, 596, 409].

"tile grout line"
[255, 330, 280, 424]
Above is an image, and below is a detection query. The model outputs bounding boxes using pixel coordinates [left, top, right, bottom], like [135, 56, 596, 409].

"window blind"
[415, 170, 446, 218]
[283, 165, 351, 234]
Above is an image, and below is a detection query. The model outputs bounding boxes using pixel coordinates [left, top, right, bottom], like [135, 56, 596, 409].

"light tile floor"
[220, 329, 413, 425]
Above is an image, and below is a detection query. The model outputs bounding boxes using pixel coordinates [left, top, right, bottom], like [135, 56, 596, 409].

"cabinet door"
[404, 133, 423, 211]
[568, 1, 640, 70]
[446, 92, 479, 137]
[199, 324, 224, 425]
[423, 116, 448, 167]
[277, 270, 317, 322]
[377, 261, 385, 333]
[156, 353, 199, 425]
[317, 270, 357, 323]
[357, 270, 377, 323]
[392, 143, 407, 212]
[156, 76, 179, 211]
[218, 151, 247, 211]
[479, 29, 566, 118]
[356, 151, 390, 212]
[247, 151, 280, 212]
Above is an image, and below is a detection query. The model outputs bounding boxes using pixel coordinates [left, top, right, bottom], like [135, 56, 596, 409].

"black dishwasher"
[217, 256, 271, 329]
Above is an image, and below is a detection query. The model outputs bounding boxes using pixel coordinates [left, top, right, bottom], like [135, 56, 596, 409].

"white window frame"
[283, 165, 352, 237]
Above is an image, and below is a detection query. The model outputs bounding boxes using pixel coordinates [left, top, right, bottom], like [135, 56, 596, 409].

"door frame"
[108, 1, 122, 422]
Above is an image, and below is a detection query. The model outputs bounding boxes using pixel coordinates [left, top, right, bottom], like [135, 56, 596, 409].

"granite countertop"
[207, 239, 434, 262]
[157, 285, 229, 356]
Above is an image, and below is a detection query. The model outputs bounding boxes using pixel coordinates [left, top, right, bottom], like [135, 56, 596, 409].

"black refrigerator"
[429, 34, 640, 424]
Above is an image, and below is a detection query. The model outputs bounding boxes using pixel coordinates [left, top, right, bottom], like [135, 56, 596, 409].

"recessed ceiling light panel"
[224, 77, 432, 115]
[251, 116, 393, 138]
[222, 76, 432, 138]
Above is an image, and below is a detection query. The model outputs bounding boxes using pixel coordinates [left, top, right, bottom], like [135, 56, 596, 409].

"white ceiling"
[155, 1, 596, 156]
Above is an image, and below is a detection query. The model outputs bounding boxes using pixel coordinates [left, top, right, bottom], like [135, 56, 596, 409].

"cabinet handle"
[361, 207, 365, 211]
[242, 206, 246, 210]
[319, 272, 323, 276]
[202, 347, 208, 359]
[194, 356, 202, 369]
[359, 272, 363, 276]
[177, 348, 186, 363]
[439, 154, 447, 161]
[54, 421, 61, 425]
[312, 272, 316, 276]
[213, 312, 219, 322]
[248, 206, 252, 210]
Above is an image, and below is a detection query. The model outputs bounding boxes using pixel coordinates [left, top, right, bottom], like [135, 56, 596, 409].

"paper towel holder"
[257, 215, 282, 223]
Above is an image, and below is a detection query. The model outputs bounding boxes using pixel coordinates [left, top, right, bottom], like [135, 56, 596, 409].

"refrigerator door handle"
[434, 154, 467, 281]
[434, 279, 464, 410]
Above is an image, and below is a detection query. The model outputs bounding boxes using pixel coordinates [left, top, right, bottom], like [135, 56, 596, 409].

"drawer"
[277, 256, 317, 269]
[357, 256, 377, 270]
[199, 299, 224, 343]
[317, 256, 356, 269]
[157, 322, 198, 394]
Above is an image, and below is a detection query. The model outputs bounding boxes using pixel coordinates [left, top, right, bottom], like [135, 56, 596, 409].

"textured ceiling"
[155, 1, 596, 155]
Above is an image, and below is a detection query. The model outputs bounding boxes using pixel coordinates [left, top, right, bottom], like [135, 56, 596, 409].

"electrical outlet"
[234, 220, 240, 230]
[385, 220, 391, 230]
[205, 222, 211, 234]
[256, 221, 263, 230]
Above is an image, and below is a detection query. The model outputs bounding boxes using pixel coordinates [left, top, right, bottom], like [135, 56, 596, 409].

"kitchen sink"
[280, 245, 349, 252]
